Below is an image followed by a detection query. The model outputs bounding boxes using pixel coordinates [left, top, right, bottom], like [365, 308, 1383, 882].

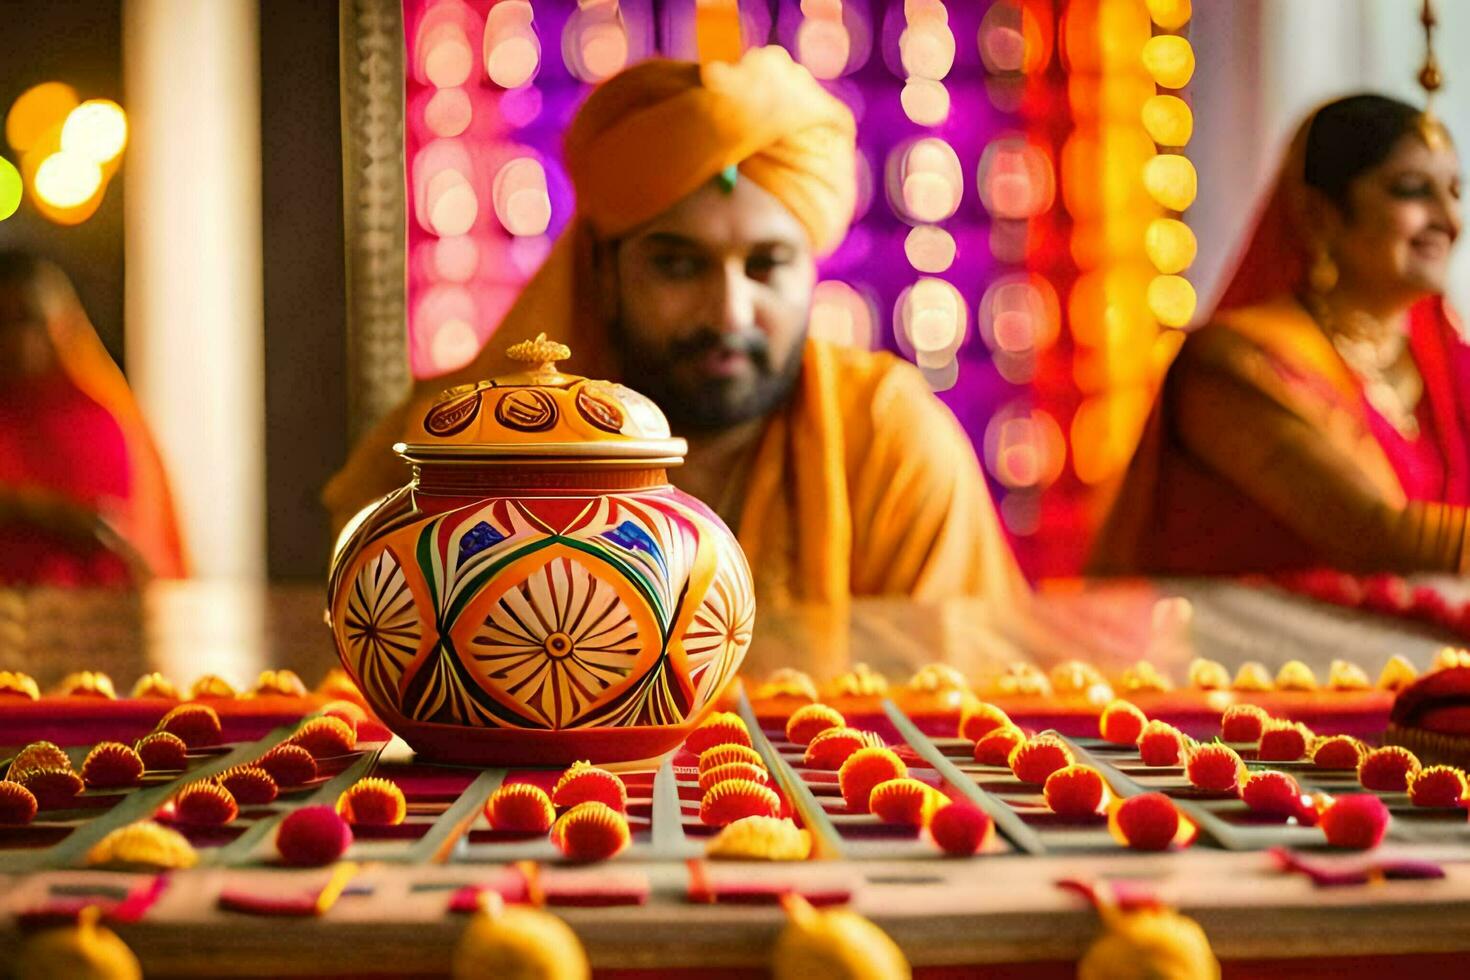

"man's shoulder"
[808, 340, 935, 413]
[804, 340, 964, 451]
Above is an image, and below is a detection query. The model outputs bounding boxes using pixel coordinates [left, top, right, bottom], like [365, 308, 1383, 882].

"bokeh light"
[4, 82, 78, 154]
[1142, 153, 1197, 211]
[1144, 218, 1196, 275]
[977, 0, 1051, 76]
[34, 151, 102, 208]
[430, 317, 480, 372]
[424, 87, 473, 138]
[899, 2, 955, 81]
[904, 225, 956, 273]
[896, 276, 966, 367]
[421, 21, 475, 89]
[887, 137, 962, 224]
[426, 167, 478, 237]
[1141, 35, 1194, 90]
[980, 274, 1061, 354]
[434, 234, 480, 282]
[1146, 0, 1192, 30]
[900, 77, 949, 125]
[797, 13, 851, 80]
[977, 137, 1055, 220]
[809, 280, 876, 349]
[483, 1, 539, 89]
[59, 100, 127, 163]
[984, 404, 1066, 490]
[1141, 94, 1192, 147]
[1147, 273, 1196, 327]
[1070, 390, 1153, 485]
[0, 157, 21, 221]
[492, 156, 551, 237]
[564, 6, 630, 84]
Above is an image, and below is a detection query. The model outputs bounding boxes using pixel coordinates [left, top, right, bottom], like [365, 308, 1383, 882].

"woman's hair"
[1303, 94, 1443, 208]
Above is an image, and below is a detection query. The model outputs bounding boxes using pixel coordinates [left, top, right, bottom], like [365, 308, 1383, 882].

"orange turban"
[327, 46, 858, 528]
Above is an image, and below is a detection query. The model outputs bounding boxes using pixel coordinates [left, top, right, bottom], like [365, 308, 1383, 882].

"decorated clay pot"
[326, 336, 755, 765]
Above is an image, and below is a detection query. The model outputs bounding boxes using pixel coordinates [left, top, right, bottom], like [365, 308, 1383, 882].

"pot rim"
[393, 438, 688, 464]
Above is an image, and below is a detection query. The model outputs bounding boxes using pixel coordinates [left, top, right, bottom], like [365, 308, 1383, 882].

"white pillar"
[123, 0, 265, 580]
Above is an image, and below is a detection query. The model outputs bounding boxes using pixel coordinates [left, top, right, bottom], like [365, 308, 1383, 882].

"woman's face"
[1332, 133, 1462, 303]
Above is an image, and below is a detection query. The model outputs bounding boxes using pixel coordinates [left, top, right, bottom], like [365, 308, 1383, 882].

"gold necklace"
[1303, 295, 1421, 439]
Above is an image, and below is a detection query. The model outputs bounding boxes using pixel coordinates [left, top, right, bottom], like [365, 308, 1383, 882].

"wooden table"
[3, 578, 1469, 977]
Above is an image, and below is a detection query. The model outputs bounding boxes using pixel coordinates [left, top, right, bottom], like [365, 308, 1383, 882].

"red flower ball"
[972, 726, 1025, 766]
[839, 747, 907, 812]
[1220, 704, 1269, 744]
[1009, 736, 1073, 786]
[785, 704, 845, 746]
[290, 717, 357, 759]
[135, 732, 188, 771]
[803, 728, 875, 771]
[958, 702, 1011, 742]
[1240, 770, 1301, 817]
[156, 704, 222, 749]
[1320, 794, 1390, 849]
[1137, 722, 1188, 767]
[277, 804, 354, 866]
[0, 781, 38, 825]
[17, 768, 84, 810]
[173, 781, 239, 826]
[216, 766, 279, 806]
[1408, 766, 1467, 808]
[684, 712, 751, 756]
[1257, 723, 1309, 762]
[1186, 744, 1245, 793]
[1044, 765, 1106, 818]
[257, 744, 318, 788]
[485, 783, 556, 833]
[1358, 747, 1421, 792]
[700, 778, 782, 827]
[928, 801, 992, 856]
[1098, 701, 1147, 746]
[552, 762, 627, 812]
[551, 801, 631, 862]
[1312, 736, 1365, 771]
[81, 742, 145, 789]
[1114, 792, 1182, 851]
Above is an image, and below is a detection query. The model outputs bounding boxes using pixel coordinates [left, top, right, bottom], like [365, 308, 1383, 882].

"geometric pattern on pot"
[680, 532, 755, 711]
[397, 494, 722, 729]
[341, 546, 426, 715]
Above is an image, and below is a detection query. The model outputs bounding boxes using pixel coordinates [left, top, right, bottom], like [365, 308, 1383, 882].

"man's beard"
[612, 321, 805, 432]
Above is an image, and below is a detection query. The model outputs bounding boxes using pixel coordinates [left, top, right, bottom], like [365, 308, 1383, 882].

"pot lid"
[395, 334, 686, 464]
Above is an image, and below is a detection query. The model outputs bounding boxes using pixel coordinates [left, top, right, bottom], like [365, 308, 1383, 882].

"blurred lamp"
[1141, 154, 1196, 211]
[60, 99, 128, 163]
[0, 158, 21, 221]
[1141, 35, 1194, 89]
[1147, 274, 1196, 327]
[34, 151, 102, 208]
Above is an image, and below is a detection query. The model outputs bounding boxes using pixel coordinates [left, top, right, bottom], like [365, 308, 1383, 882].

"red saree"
[1091, 118, 1470, 576]
[0, 264, 187, 581]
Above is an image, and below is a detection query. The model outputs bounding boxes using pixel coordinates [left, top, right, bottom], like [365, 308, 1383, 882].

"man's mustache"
[666, 329, 771, 369]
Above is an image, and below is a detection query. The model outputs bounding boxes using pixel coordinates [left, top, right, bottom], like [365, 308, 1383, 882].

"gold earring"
[1309, 247, 1338, 295]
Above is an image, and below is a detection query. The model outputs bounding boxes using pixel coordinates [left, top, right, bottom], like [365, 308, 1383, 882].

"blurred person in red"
[0, 251, 186, 585]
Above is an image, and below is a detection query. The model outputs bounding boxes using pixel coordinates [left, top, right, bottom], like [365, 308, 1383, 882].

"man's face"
[607, 176, 817, 432]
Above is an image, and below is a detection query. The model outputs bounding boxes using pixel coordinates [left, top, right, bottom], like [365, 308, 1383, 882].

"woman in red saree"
[1092, 95, 1469, 575]
[0, 252, 186, 584]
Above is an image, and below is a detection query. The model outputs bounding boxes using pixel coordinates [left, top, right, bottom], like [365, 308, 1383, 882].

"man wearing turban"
[327, 46, 1021, 611]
